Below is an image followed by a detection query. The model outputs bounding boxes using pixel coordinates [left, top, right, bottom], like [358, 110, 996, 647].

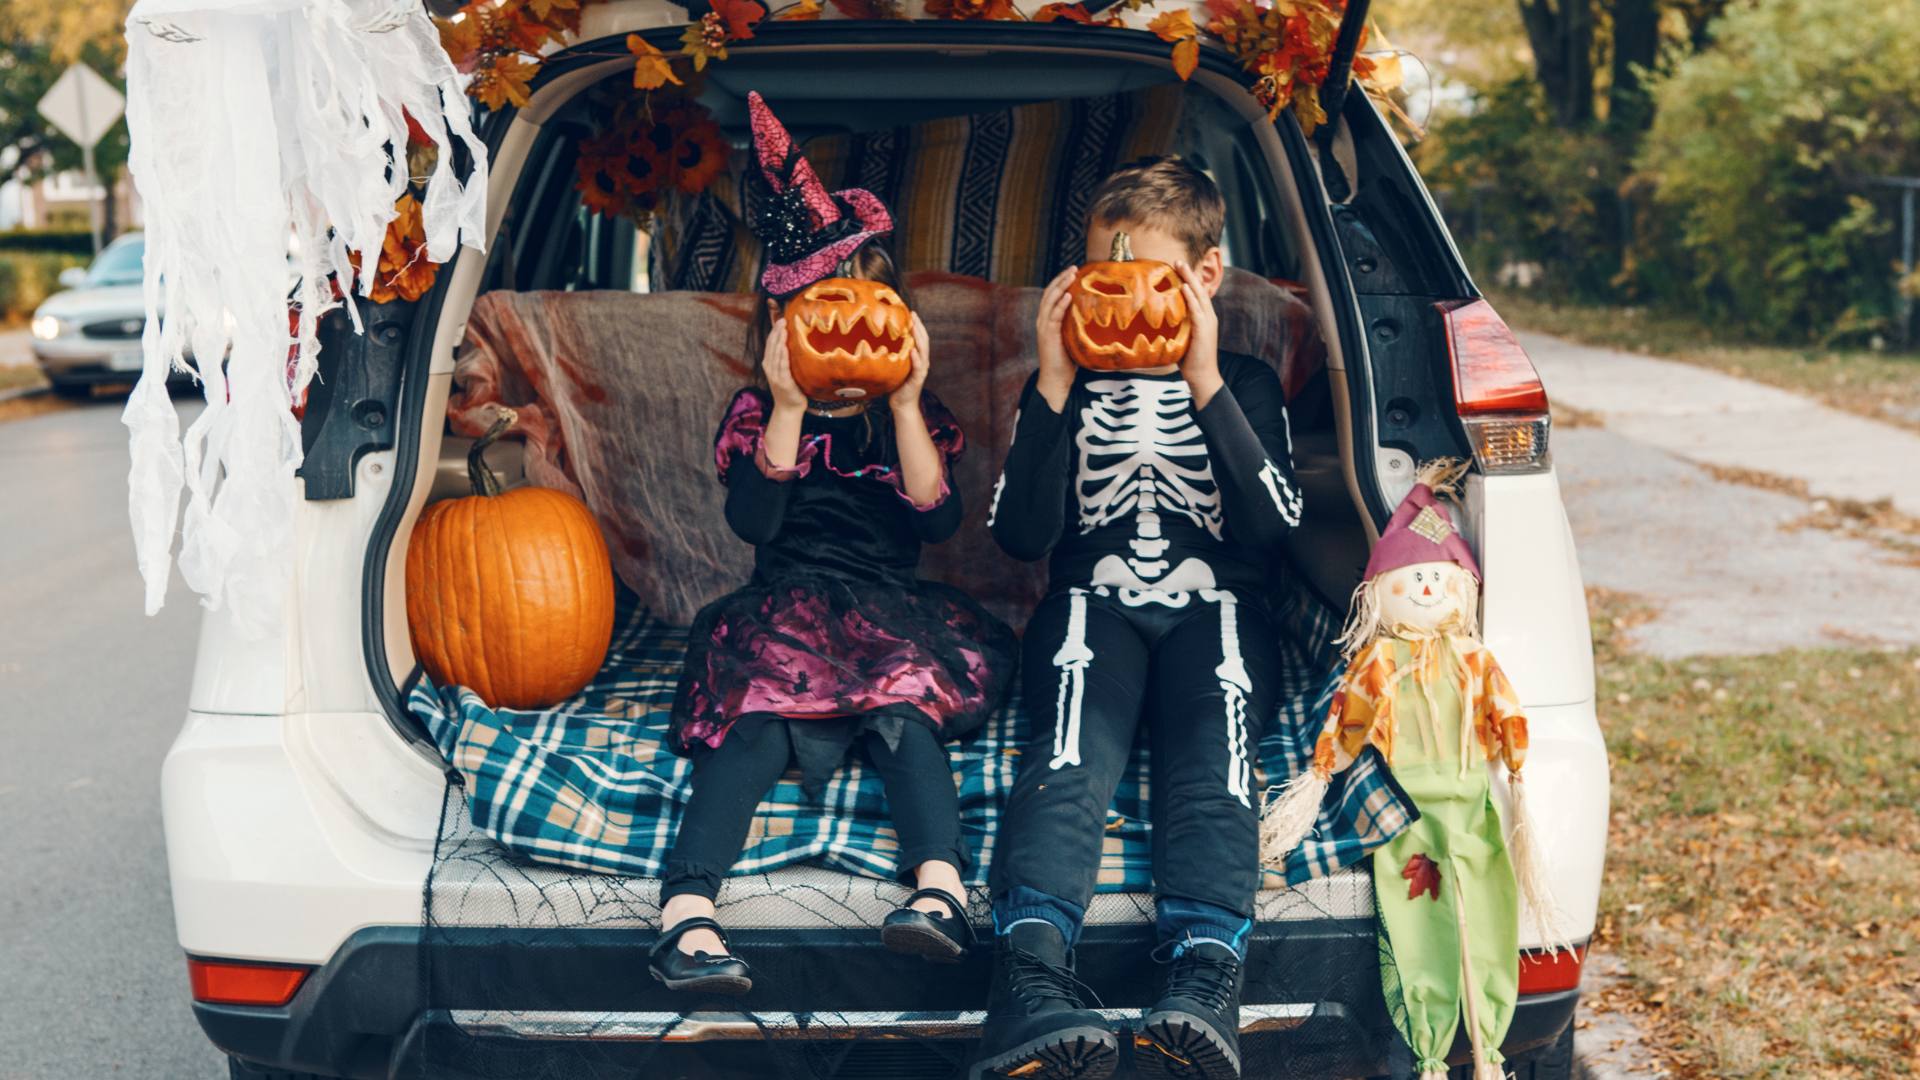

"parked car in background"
[29, 232, 195, 396]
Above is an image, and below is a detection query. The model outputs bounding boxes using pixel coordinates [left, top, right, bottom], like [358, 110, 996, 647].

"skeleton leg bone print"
[1045, 586, 1259, 816]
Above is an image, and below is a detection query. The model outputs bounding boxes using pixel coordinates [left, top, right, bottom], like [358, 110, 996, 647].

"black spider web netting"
[402, 774, 1429, 1080]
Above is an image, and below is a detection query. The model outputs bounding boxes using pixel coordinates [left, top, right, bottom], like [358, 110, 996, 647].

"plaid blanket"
[413, 582, 1412, 892]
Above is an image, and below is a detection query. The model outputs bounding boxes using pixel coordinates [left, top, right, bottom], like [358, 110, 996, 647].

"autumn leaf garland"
[438, 0, 1384, 159]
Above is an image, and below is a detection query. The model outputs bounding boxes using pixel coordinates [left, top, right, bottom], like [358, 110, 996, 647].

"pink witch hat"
[747, 91, 894, 296]
[1363, 460, 1483, 582]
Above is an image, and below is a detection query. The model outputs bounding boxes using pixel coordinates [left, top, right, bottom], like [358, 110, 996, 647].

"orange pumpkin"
[1063, 231, 1191, 371]
[783, 277, 914, 401]
[406, 409, 615, 709]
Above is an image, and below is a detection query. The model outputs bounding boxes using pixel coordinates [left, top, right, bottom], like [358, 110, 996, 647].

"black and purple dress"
[670, 387, 1016, 790]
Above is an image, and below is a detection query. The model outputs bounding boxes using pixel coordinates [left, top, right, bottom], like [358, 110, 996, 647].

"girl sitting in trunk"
[651, 93, 1015, 996]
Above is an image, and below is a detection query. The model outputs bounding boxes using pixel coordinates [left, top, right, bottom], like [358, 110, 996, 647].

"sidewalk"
[0, 328, 32, 369]
[1523, 332, 1920, 518]
[1525, 331, 1920, 656]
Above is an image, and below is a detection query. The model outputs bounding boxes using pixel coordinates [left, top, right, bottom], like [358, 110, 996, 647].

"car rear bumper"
[199, 924, 1579, 1080]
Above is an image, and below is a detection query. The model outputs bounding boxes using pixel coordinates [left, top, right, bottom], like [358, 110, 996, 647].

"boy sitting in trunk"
[975, 158, 1305, 1080]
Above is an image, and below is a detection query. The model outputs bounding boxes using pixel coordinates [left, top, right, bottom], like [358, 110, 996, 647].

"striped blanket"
[413, 580, 1412, 892]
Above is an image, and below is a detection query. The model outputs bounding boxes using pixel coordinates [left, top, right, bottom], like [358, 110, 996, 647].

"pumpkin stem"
[468, 407, 518, 497]
[1110, 230, 1133, 262]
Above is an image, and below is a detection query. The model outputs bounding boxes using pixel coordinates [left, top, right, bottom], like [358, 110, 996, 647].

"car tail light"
[1438, 299, 1551, 474]
[187, 957, 312, 1007]
[1517, 944, 1587, 995]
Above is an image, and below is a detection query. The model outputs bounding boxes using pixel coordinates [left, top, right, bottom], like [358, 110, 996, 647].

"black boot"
[1133, 941, 1243, 1080]
[969, 921, 1117, 1080]
[647, 916, 753, 996]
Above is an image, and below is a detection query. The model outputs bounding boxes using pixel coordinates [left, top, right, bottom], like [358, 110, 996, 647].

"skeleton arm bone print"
[1191, 354, 1305, 548]
[987, 376, 1074, 562]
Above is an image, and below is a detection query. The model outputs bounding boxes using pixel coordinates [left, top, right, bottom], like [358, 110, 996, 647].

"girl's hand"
[1175, 260, 1223, 410]
[1034, 265, 1078, 413]
[892, 312, 931, 414]
[763, 314, 808, 412]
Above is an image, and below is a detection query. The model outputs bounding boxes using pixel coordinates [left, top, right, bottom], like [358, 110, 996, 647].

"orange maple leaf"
[364, 194, 438, 304]
[628, 33, 684, 89]
[778, 0, 824, 18]
[1148, 8, 1198, 41]
[472, 54, 536, 110]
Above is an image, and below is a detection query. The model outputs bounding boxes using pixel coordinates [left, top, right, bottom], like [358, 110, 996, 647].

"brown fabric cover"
[449, 269, 1323, 626]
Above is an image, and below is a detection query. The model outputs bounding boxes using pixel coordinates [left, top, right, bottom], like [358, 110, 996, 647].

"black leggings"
[989, 586, 1279, 919]
[662, 720, 966, 902]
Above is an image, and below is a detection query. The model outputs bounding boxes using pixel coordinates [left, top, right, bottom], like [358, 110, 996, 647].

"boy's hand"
[892, 312, 931, 414]
[1176, 260, 1223, 410]
[1034, 265, 1079, 413]
[763, 316, 808, 413]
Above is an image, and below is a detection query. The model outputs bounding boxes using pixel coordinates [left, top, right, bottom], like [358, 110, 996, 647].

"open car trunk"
[326, 28, 1540, 1080]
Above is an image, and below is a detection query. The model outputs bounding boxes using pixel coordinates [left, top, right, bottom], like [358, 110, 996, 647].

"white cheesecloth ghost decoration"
[122, 0, 487, 636]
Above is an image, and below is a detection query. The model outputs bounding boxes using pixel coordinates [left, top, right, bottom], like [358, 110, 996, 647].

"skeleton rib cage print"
[1076, 377, 1225, 595]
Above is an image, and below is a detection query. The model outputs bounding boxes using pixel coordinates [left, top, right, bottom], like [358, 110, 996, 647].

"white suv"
[163, 9, 1607, 1080]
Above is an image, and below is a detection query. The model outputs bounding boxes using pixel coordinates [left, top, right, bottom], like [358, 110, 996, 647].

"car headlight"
[31, 314, 70, 341]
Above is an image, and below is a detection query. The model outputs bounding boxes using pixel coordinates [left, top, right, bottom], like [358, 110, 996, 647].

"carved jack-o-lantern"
[1064, 231, 1191, 371]
[783, 277, 914, 401]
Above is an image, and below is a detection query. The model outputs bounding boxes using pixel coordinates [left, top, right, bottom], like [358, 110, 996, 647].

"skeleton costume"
[663, 95, 1016, 905]
[986, 356, 1304, 945]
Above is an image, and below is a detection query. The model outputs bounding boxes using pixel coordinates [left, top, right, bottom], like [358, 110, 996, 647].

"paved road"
[1526, 331, 1920, 657]
[0, 396, 224, 1078]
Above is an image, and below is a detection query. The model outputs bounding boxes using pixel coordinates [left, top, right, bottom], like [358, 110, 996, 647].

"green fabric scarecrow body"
[1369, 642, 1520, 1077]
[1259, 460, 1569, 1080]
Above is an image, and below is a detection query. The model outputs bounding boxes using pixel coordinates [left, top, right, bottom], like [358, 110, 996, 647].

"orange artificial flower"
[667, 119, 730, 194]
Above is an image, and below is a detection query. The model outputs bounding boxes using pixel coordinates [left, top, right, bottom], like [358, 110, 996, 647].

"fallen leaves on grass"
[1587, 588, 1920, 1077]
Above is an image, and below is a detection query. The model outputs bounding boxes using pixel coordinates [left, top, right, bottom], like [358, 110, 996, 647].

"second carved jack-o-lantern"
[783, 277, 914, 401]
[1063, 231, 1192, 371]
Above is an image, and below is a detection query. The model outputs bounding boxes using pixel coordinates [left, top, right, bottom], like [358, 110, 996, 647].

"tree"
[0, 0, 134, 230]
[1636, 0, 1920, 339]
[1516, 0, 1595, 127]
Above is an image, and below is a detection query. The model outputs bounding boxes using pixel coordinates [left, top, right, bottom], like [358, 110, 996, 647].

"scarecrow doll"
[1261, 459, 1570, 1080]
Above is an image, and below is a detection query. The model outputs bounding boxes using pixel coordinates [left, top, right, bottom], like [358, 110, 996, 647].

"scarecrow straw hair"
[1506, 772, 1577, 954]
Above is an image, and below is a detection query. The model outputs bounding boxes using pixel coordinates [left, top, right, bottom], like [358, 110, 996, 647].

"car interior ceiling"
[457, 56, 1368, 610]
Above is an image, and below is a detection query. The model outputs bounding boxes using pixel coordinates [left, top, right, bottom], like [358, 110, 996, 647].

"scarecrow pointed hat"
[747, 91, 894, 296]
[1363, 458, 1482, 582]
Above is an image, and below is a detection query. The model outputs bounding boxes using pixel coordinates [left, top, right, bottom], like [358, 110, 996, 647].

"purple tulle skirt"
[670, 572, 1016, 783]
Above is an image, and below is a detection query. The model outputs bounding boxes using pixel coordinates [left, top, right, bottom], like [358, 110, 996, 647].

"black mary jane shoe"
[880, 887, 973, 963]
[648, 916, 754, 995]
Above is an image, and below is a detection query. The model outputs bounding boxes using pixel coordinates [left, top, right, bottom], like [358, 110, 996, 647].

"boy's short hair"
[1086, 156, 1225, 262]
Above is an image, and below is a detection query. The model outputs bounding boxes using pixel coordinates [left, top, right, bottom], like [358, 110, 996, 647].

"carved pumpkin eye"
[1152, 275, 1177, 292]
[1087, 279, 1128, 296]
[875, 290, 901, 306]
[811, 286, 855, 303]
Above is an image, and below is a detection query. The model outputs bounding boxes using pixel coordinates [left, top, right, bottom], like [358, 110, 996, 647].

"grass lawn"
[1490, 291, 1920, 435]
[1588, 589, 1920, 1076]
